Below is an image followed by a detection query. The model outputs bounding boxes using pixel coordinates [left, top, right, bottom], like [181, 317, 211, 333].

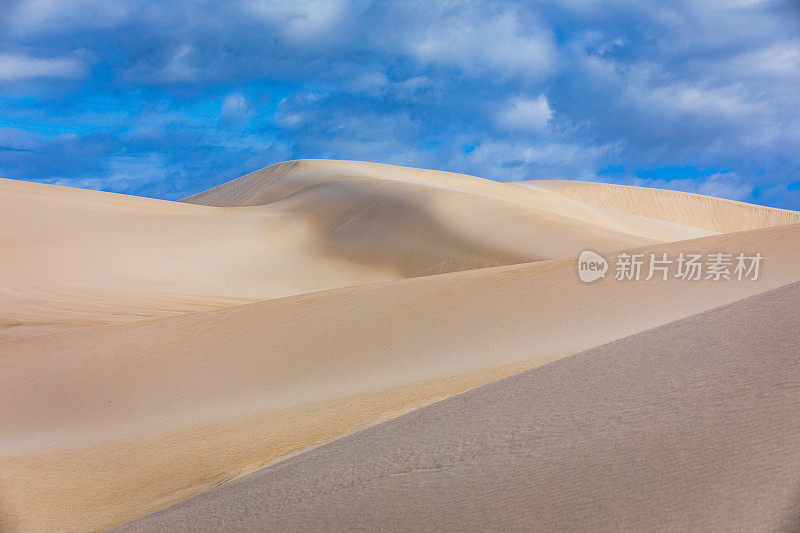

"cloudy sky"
[1, 0, 799, 207]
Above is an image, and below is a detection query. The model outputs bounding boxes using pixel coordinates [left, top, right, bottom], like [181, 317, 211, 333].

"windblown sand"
[1, 160, 798, 531]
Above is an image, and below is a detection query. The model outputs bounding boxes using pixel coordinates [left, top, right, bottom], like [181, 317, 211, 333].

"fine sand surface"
[1, 160, 799, 531]
[119, 281, 800, 532]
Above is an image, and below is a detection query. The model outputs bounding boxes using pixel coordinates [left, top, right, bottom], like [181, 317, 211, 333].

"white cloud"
[6, 0, 129, 35]
[647, 83, 761, 118]
[121, 45, 200, 84]
[497, 95, 553, 131]
[275, 92, 325, 129]
[244, 0, 347, 42]
[159, 45, 197, 83]
[0, 53, 85, 80]
[408, 11, 555, 76]
[462, 139, 621, 181]
[221, 92, 253, 120]
[694, 172, 753, 201]
[728, 41, 800, 78]
[345, 73, 432, 101]
[614, 61, 763, 120]
[348, 71, 390, 96]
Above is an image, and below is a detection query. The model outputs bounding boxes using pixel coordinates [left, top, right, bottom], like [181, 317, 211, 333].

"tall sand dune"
[119, 281, 800, 532]
[1, 160, 798, 531]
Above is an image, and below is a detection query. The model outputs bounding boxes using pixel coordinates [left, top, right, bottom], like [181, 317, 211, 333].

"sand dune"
[7, 160, 794, 340]
[119, 281, 800, 532]
[1, 160, 798, 531]
[0, 172, 654, 338]
[520, 179, 800, 232]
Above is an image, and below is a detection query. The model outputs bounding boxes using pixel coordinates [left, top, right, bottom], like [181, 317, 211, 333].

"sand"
[1, 159, 798, 531]
[118, 281, 800, 532]
[1, 160, 725, 339]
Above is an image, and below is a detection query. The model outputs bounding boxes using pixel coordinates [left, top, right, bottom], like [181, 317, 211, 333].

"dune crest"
[522, 179, 800, 232]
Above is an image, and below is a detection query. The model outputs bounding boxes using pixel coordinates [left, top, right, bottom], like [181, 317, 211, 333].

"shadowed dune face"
[2, 160, 799, 531]
[118, 281, 800, 533]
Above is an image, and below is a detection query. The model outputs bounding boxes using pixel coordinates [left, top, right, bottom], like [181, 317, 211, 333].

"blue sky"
[1, 0, 799, 208]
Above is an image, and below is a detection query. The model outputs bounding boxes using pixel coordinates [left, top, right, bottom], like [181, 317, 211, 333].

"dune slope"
[3, 223, 800, 531]
[119, 280, 800, 532]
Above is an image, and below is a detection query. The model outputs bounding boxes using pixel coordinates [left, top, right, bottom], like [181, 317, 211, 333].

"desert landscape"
[2, 159, 800, 531]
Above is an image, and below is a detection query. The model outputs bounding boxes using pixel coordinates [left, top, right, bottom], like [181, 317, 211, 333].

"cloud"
[275, 92, 326, 130]
[147, 45, 198, 83]
[407, 9, 555, 76]
[243, 0, 348, 43]
[0, 53, 85, 80]
[626, 74, 763, 119]
[497, 95, 553, 131]
[0, 126, 41, 150]
[220, 92, 253, 121]
[727, 41, 800, 79]
[3, 0, 129, 36]
[695, 172, 753, 201]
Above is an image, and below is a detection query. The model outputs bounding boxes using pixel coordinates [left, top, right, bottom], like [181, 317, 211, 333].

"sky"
[1, 0, 799, 208]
